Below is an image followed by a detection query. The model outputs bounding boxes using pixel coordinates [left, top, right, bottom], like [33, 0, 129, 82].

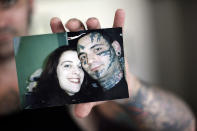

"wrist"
[123, 59, 141, 103]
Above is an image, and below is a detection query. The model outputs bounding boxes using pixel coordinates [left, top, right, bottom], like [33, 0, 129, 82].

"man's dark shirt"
[102, 76, 129, 100]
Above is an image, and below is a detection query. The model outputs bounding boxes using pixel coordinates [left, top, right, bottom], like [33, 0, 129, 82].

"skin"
[50, 9, 196, 130]
[0, 0, 33, 115]
[56, 51, 84, 96]
[77, 33, 123, 90]
[0, 0, 32, 60]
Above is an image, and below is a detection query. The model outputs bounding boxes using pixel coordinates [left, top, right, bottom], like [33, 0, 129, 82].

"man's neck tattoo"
[100, 64, 123, 91]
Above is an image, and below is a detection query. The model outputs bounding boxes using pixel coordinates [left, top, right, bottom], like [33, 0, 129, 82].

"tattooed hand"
[50, 9, 195, 131]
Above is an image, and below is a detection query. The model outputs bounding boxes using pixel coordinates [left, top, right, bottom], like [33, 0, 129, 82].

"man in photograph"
[77, 30, 128, 99]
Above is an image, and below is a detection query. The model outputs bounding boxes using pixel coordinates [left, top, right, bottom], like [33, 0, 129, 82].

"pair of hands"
[50, 9, 134, 118]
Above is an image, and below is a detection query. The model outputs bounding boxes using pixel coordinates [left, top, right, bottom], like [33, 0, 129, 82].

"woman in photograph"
[25, 45, 96, 109]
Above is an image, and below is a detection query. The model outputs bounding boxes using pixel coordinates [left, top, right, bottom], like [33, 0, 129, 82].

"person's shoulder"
[24, 92, 42, 109]
[24, 90, 54, 109]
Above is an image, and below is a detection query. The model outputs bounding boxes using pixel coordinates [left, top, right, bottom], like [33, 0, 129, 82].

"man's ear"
[112, 41, 121, 56]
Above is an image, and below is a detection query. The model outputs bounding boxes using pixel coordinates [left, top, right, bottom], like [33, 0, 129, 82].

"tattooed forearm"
[119, 82, 196, 131]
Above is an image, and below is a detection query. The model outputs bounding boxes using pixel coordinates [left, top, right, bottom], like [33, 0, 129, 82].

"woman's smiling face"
[56, 50, 84, 96]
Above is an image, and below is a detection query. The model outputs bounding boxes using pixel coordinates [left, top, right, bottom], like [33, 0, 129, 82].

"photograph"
[14, 27, 129, 109]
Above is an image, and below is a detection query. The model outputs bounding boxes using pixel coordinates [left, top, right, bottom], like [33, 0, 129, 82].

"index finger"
[50, 17, 66, 33]
[113, 9, 125, 28]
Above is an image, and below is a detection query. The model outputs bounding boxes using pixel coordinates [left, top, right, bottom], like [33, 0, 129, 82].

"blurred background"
[29, 0, 197, 117]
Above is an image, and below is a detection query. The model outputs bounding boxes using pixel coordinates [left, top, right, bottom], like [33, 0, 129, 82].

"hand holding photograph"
[14, 27, 128, 109]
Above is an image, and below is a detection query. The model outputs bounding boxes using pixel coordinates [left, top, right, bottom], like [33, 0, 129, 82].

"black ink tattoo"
[112, 82, 195, 131]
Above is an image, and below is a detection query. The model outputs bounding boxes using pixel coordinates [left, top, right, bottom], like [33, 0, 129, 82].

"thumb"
[74, 102, 95, 118]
